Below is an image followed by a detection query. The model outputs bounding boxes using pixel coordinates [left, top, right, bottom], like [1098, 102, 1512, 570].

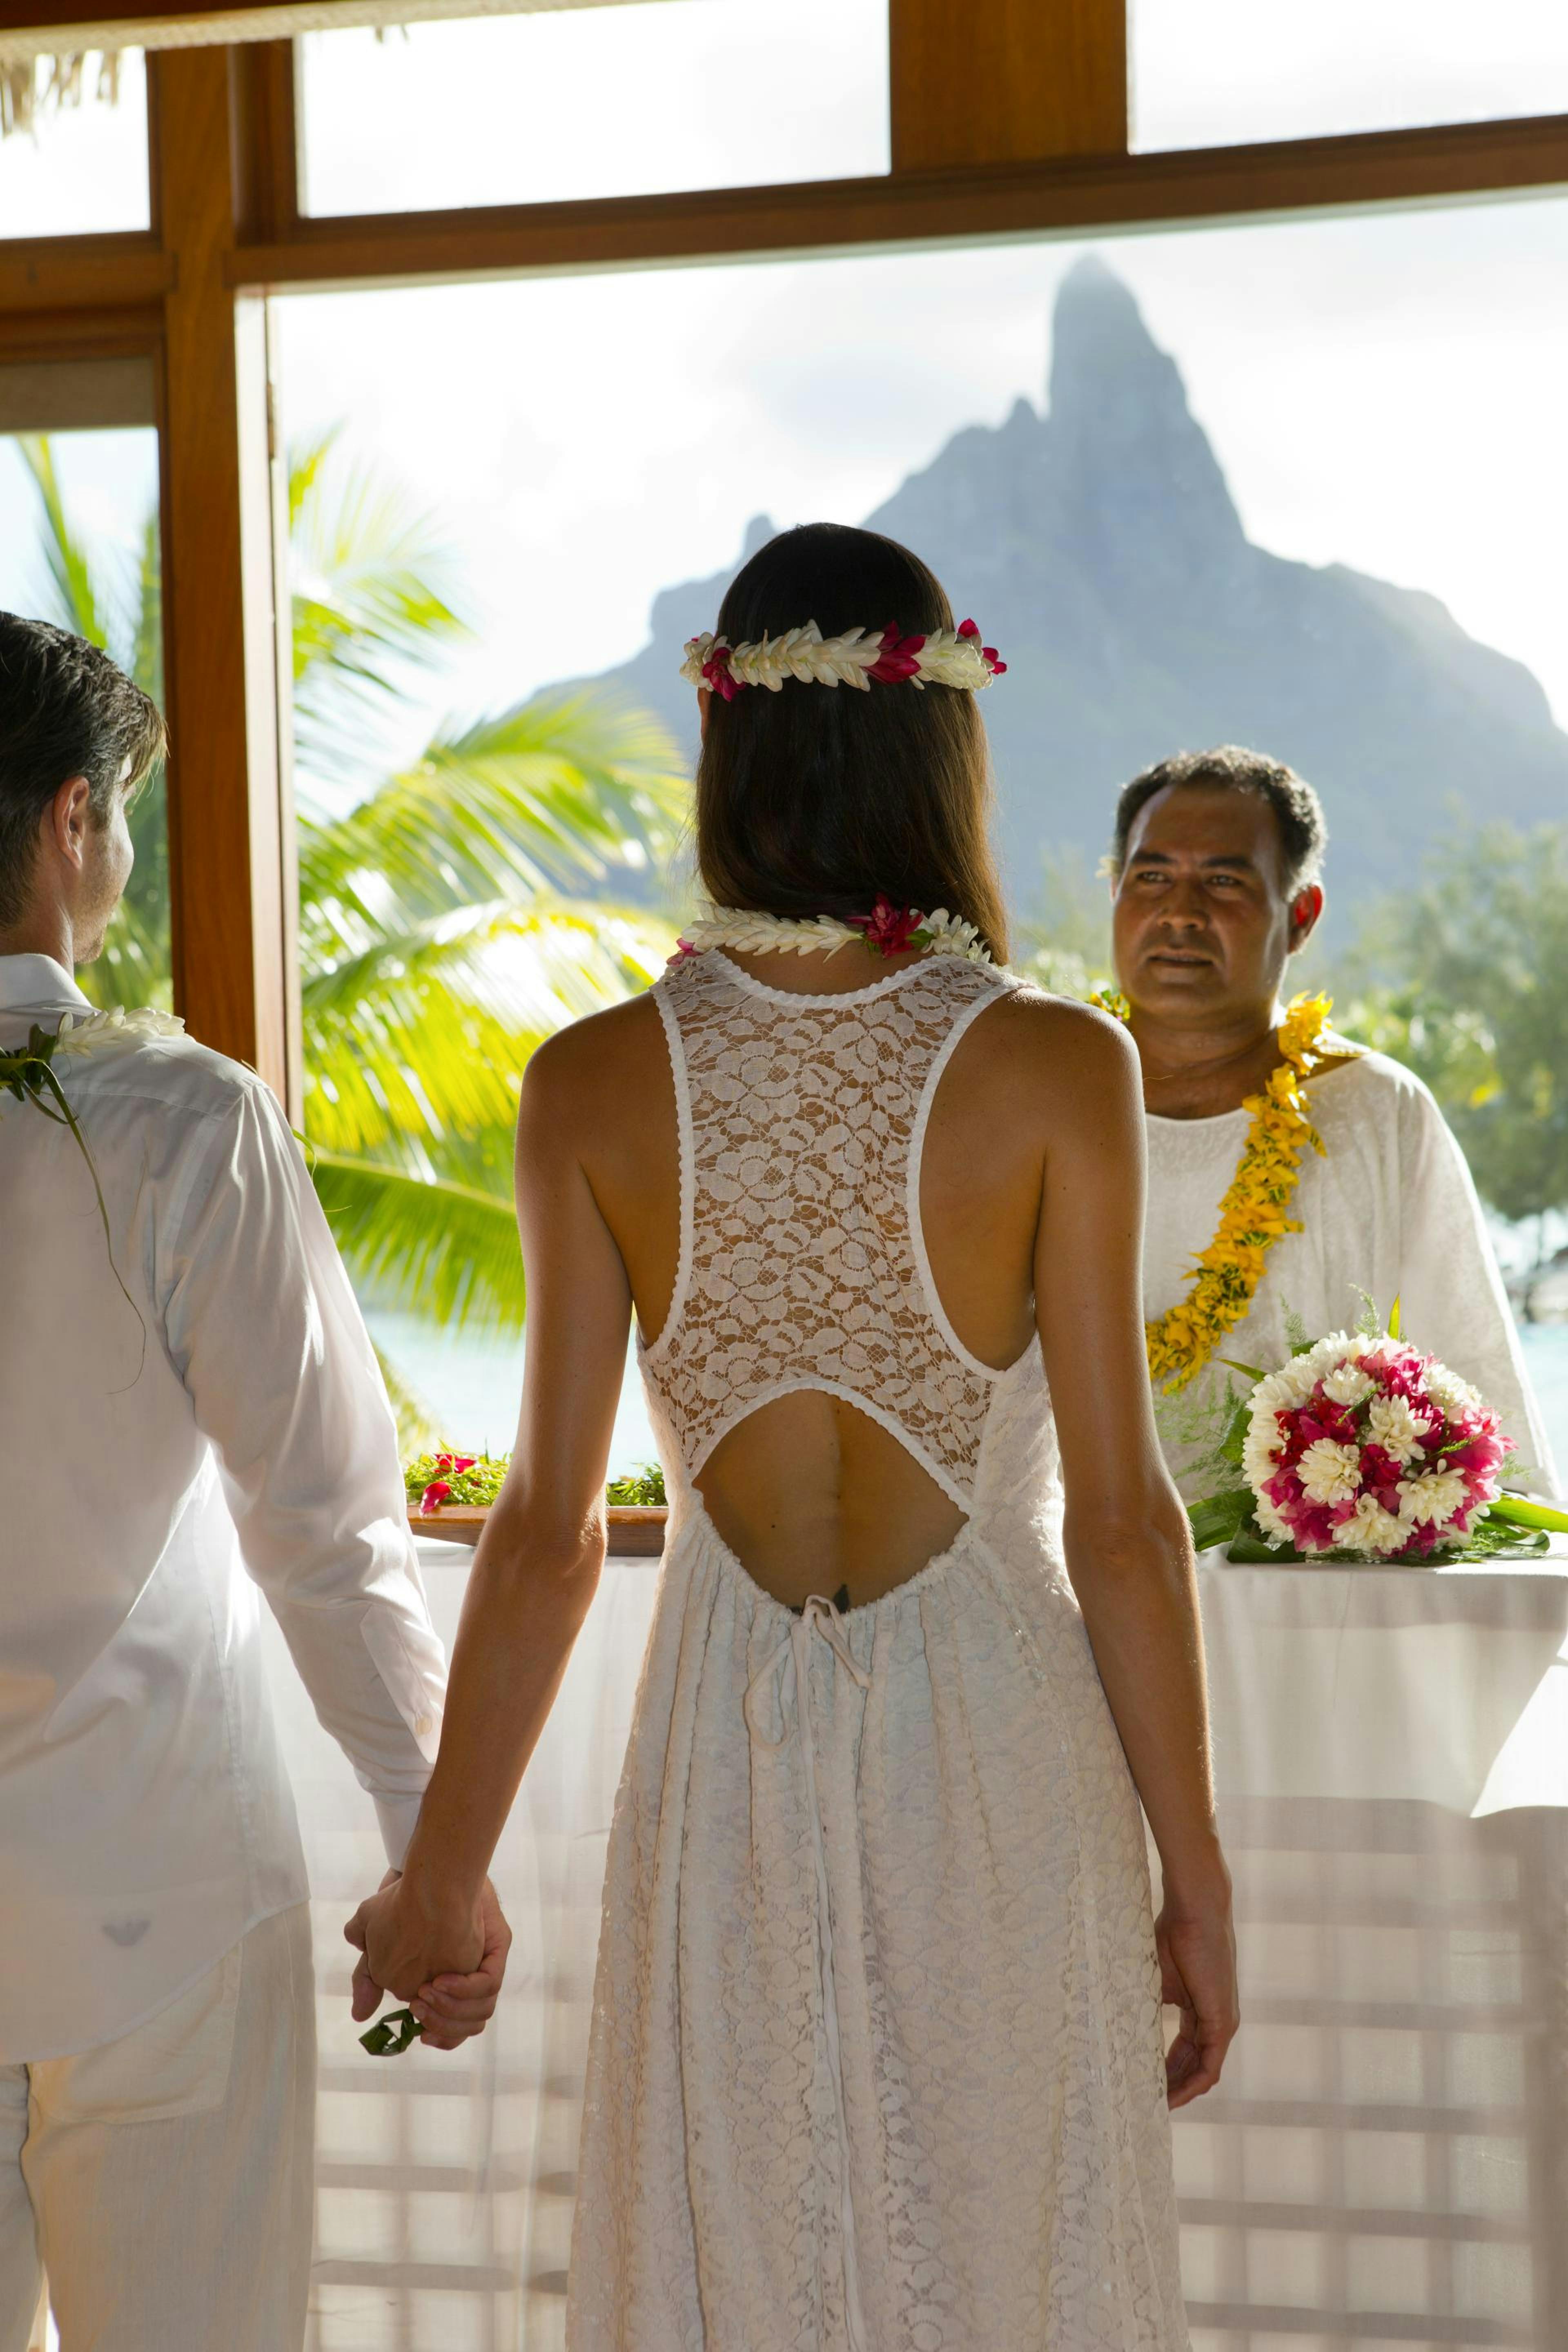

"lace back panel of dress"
[645, 952, 1013, 1506]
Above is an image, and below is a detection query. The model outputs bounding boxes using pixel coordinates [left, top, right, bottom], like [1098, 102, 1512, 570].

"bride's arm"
[1032, 1000, 1238, 2109]
[347, 1026, 635, 2011]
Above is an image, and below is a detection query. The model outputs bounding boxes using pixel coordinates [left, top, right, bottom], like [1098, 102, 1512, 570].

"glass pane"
[0, 425, 168, 1008]
[275, 196, 1568, 1481]
[0, 51, 150, 236]
[1132, 0, 1568, 150]
[299, 0, 888, 215]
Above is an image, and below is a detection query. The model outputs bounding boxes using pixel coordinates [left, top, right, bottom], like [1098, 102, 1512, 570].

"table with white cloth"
[261, 1541, 1568, 2352]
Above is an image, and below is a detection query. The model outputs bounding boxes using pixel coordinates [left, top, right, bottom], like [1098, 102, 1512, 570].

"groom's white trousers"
[0, 1904, 315, 2352]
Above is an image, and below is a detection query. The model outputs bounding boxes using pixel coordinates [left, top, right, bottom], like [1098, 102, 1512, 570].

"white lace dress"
[568, 951, 1188, 2352]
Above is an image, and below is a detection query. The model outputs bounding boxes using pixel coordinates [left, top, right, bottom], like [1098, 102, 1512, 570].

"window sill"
[410, 1503, 667, 1556]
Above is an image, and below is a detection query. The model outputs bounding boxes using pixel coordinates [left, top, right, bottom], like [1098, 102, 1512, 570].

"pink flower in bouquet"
[1240, 1332, 1512, 1561]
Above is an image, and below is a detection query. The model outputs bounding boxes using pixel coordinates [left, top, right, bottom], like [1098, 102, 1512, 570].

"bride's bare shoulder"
[979, 983, 1140, 1091]
[519, 992, 670, 1132]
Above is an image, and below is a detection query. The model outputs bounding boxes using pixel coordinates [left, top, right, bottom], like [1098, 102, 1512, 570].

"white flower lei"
[51, 1003, 185, 1059]
[680, 621, 1002, 696]
[677, 902, 993, 966]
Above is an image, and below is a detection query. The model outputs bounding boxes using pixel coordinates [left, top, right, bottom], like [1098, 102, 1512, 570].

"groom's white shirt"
[0, 953, 447, 2061]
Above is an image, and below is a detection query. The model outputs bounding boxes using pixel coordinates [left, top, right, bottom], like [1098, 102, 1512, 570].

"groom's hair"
[1108, 744, 1327, 898]
[0, 612, 167, 927]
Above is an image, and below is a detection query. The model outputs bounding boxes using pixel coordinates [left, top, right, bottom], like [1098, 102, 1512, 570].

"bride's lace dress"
[568, 951, 1187, 2351]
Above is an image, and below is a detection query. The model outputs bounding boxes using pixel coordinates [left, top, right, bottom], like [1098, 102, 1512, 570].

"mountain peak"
[1047, 255, 1245, 568]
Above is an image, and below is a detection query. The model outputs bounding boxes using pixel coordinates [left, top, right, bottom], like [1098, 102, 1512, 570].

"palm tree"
[17, 431, 686, 1411]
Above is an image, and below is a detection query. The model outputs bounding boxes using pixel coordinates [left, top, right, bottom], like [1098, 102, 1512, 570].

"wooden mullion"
[229, 38, 301, 243]
[150, 43, 294, 1100]
[889, 0, 1127, 173]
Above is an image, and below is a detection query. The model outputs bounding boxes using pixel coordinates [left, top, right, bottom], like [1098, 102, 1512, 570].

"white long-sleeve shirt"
[1144, 1049, 1559, 1498]
[0, 954, 447, 2060]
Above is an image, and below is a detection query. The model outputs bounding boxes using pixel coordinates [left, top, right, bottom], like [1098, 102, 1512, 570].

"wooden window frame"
[1, 0, 1566, 1102]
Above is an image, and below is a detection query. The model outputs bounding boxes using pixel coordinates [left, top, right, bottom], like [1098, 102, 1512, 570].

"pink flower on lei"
[956, 617, 1007, 677]
[846, 893, 928, 955]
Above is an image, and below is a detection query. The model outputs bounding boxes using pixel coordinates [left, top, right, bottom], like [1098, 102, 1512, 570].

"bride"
[352, 522, 1237, 2347]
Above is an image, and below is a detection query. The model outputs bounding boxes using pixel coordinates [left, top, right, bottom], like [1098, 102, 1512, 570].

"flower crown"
[680, 618, 1006, 702]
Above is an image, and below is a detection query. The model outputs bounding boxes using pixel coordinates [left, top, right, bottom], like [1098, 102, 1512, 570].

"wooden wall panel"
[890, 0, 1127, 172]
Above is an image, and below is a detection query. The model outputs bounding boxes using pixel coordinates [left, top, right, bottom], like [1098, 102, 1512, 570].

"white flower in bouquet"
[1296, 1437, 1363, 1506]
[1365, 1390, 1436, 1464]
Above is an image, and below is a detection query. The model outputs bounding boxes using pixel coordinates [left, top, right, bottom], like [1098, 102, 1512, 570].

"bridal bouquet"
[1187, 1309, 1568, 1565]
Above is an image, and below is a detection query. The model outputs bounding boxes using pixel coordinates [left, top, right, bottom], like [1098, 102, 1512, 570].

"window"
[0, 413, 168, 1009]
[276, 194, 1568, 1457]
[1132, 0, 1568, 151]
[0, 51, 149, 236]
[298, 0, 889, 216]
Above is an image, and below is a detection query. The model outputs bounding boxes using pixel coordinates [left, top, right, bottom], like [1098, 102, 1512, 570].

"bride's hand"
[345, 1871, 512, 2051]
[1156, 1892, 1239, 2109]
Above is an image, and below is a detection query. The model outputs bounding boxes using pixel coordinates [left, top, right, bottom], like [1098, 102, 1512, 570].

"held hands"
[1156, 1889, 1239, 2110]
[345, 1869, 512, 2054]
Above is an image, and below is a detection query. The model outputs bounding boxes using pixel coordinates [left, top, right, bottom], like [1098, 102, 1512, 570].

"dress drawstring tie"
[743, 1595, 872, 2352]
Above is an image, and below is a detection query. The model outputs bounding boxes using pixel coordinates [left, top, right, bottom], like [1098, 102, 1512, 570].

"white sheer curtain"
[259, 1540, 657, 2352]
[264, 1540, 1568, 2350]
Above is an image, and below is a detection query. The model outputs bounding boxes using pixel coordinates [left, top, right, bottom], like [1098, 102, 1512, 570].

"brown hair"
[694, 522, 1008, 961]
[0, 613, 166, 929]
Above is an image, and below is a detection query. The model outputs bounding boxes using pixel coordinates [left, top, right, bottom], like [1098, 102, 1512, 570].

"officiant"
[1106, 744, 1557, 1492]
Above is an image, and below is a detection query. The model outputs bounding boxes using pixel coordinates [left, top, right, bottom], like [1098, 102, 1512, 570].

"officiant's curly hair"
[1109, 745, 1327, 898]
[695, 523, 1008, 962]
[0, 613, 167, 928]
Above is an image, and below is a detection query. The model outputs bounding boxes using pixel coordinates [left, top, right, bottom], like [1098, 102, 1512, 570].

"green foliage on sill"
[405, 1452, 666, 1512]
[605, 1462, 666, 1507]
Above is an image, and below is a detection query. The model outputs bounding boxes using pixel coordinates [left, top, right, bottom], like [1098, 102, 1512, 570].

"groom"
[0, 615, 508, 2352]
[1107, 743, 1556, 1493]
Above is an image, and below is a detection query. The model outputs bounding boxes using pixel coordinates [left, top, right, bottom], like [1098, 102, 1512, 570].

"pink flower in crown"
[847, 893, 927, 955]
[700, 641, 745, 701]
[866, 624, 927, 684]
[957, 617, 1007, 676]
[668, 938, 700, 966]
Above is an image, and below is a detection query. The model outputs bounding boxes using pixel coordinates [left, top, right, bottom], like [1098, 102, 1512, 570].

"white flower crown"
[680, 618, 1006, 701]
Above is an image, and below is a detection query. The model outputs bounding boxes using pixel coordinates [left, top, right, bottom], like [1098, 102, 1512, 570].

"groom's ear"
[1287, 882, 1324, 953]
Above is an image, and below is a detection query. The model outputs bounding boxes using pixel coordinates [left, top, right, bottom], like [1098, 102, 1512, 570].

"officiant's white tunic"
[1144, 1049, 1557, 1493]
[0, 954, 446, 2063]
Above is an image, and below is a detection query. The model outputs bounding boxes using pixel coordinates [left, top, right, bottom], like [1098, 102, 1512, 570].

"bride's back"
[560, 940, 1094, 1607]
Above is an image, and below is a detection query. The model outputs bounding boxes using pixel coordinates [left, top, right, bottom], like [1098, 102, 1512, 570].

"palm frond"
[301, 899, 674, 1158]
[373, 1342, 444, 1457]
[290, 428, 468, 784]
[310, 1149, 526, 1334]
[299, 689, 688, 924]
[15, 434, 111, 653]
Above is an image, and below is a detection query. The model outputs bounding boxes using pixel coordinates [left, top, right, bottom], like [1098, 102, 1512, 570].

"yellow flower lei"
[1094, 989, 1354, 1391]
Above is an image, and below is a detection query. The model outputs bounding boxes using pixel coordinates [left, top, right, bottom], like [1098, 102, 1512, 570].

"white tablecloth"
[258, 1542, 1568, 2351]
[1172, 1546, 1568, 2350]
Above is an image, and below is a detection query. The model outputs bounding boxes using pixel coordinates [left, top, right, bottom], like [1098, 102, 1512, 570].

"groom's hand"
[345, 1872, 512, 2051]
